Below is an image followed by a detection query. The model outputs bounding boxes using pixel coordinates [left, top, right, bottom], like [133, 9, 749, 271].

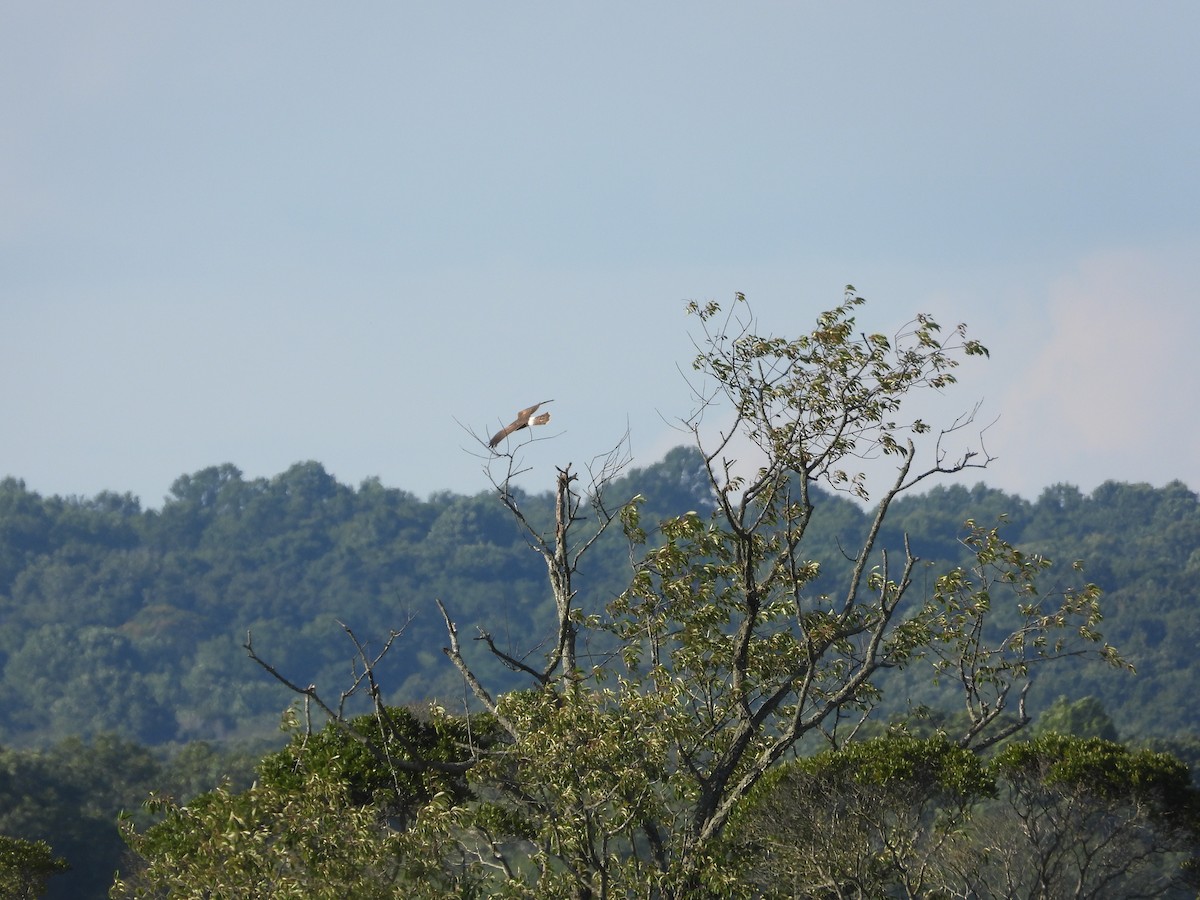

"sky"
[3, 3, 1198, 509]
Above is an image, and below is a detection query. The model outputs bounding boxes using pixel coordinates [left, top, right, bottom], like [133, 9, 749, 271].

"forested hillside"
[0, 447, 1197, 750]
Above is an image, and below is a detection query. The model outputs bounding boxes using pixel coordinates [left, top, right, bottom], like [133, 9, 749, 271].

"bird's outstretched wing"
[488, 420, 523, 448]
[489, 400, 553, 449]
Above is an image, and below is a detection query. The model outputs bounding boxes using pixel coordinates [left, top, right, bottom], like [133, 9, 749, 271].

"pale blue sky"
[3, 3, 1198, 507]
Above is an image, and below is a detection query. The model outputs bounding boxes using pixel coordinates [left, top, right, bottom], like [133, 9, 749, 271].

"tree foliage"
[116, 289, 1136, 899]
[0, 835, 69, 900]
[1, 424, 1199, 748]
[976, 734, 1200, 898]
[726, 735, 993, 898]
[1035, 694, 1120, 741]
[113, 716, 481, 900]
[725, 733, 1200, 899]
[0, 734, 259, 900]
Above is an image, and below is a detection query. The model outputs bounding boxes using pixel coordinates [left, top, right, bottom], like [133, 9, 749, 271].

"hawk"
[489, 400, 553, 449]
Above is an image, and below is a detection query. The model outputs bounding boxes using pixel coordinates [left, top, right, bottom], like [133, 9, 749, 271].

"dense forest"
[2, 450, 1200, 897]
[1, 448, 1197, 750]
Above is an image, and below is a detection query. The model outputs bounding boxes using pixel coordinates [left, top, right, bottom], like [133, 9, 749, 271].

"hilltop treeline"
[0, 446, 1197, 747]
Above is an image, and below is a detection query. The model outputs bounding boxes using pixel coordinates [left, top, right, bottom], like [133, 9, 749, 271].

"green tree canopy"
[0, 836, 69, 900]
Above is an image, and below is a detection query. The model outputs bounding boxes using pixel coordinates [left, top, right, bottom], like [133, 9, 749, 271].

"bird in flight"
[489, 400, 553, 449]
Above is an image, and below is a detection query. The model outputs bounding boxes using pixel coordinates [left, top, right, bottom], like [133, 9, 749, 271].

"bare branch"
[244, 626, 476, 775]
[437, 598, 518, 740]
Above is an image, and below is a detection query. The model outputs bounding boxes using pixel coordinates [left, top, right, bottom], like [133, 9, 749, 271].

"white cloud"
[989, 239, 1200, 498]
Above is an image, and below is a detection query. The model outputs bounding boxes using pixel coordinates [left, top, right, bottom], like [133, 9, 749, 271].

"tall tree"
[969, 735, 1200, 898]
[722, 734, 1200, 899]
[120, 289, 1126, 899]
[724, 736, 995, 898]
